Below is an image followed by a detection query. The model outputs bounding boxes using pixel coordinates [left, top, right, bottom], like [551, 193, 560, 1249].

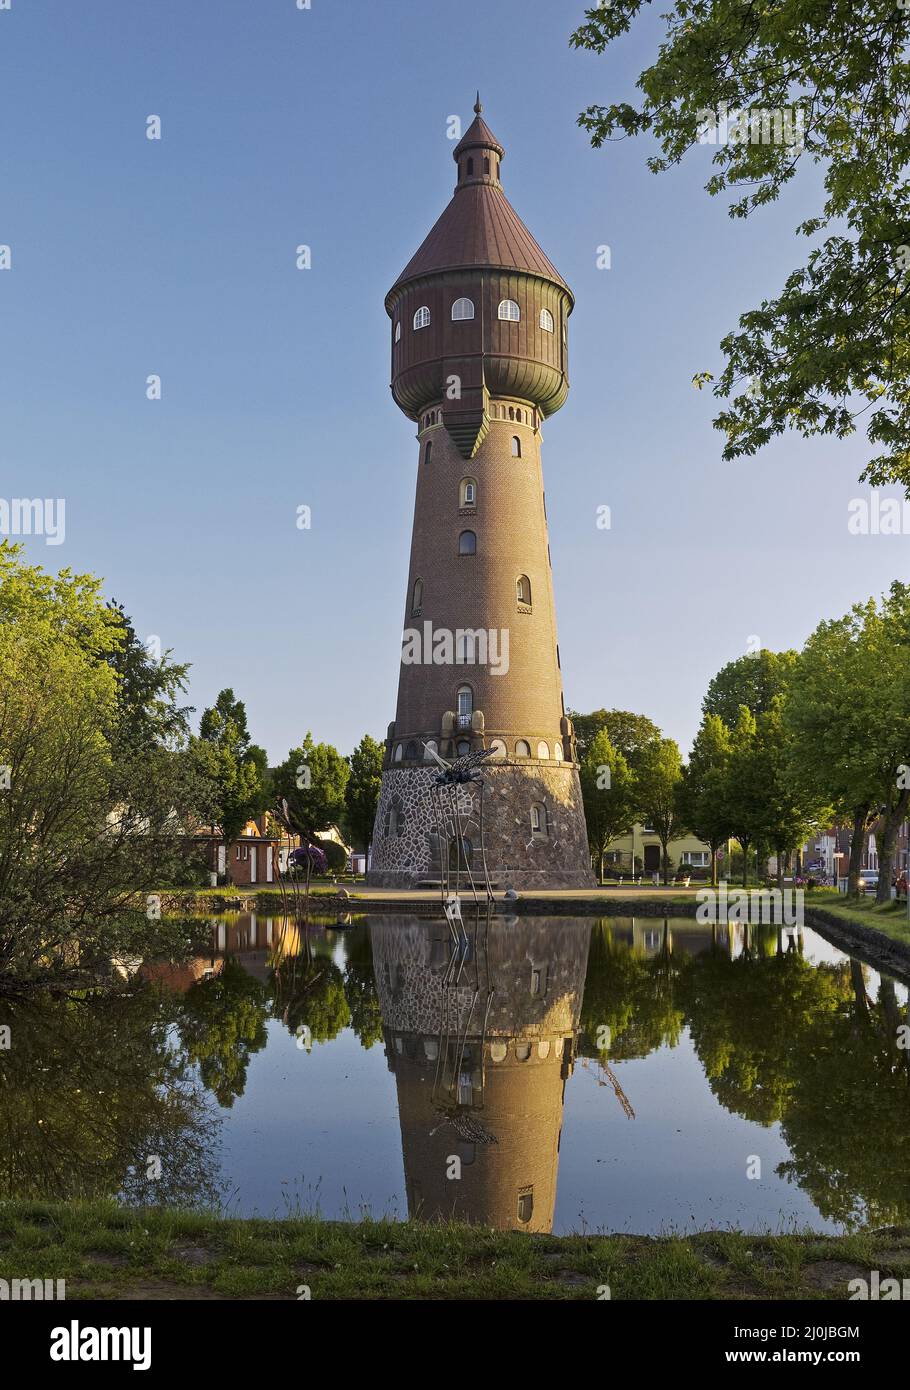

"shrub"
[321, 839, 348, 875]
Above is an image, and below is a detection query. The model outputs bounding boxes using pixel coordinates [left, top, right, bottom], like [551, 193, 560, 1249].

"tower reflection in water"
[371, 912, 590, 1233]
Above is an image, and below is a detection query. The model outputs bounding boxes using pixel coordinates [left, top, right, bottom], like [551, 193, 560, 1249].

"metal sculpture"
[422, 742, 497, 910]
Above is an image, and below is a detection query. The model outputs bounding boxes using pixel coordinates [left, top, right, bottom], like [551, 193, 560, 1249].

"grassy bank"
[807, 889, 910, 948]
[1, 1202, 908, 1301]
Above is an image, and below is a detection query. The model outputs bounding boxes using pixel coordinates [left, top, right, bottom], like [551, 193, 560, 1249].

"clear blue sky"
[1, 0, 900, 762]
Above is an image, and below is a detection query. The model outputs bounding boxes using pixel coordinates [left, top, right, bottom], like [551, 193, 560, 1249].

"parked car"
[859, 869, 879, 892]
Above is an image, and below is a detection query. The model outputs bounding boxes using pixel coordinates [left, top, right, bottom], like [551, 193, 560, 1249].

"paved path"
[338, 885, 699, 901]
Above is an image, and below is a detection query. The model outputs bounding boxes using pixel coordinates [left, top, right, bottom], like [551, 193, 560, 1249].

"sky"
[1, 0, 904, 763]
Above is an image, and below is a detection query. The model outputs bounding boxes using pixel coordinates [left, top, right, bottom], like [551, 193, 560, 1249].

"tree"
[702, 650, 797, 730]
[579, 729, 637, 882]
[721, 706, 768, 887]
[568, 708, 660, 767]
[634, 738, 685, 883]
[191, 688, 269, 854]
[103, 603, 193, 753]
[272, 733, 350, 842]
[345, 734, 384, 854]
[0, 543, 205, 986]
[572, 3, 910, 491]
[785, 584, 910, 899]
[679, 714, 733, 887]
[753, 697, 831, 888]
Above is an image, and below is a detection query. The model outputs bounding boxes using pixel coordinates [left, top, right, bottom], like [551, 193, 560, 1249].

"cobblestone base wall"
[367, 762, 593, 889]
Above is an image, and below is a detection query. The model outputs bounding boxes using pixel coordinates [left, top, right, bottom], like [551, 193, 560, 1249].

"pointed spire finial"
[474, 91, 482, 115]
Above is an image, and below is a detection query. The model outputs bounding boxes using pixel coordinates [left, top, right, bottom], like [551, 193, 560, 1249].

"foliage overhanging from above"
[572, 0, 910, 490]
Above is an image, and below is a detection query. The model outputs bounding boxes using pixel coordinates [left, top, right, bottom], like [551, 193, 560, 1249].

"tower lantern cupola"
[453, 94, 504, 189]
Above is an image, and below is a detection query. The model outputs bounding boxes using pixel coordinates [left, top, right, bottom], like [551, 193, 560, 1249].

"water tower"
[369, 100, 592, 889]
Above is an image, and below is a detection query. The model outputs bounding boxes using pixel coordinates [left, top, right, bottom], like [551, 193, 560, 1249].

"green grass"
[806, 889, 910, 948]
[1, 1201, 907, 1301]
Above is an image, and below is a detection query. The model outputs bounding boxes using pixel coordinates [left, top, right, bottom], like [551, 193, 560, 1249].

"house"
[195, 819, 281, 887]
[801, 819, 910, 880]
[603, 823, 713, 876]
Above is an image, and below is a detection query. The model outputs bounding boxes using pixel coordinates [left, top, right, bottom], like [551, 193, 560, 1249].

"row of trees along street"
[576, 583, 910, 901]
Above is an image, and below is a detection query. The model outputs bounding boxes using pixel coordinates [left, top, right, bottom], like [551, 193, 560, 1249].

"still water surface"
[4, 913, 909, 1234]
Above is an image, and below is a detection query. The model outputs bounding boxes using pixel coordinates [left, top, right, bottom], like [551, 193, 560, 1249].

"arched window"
[423, 739, 438, 762]
[456, 739, 471, 757]
[517, 574, 531, 605]
[483, 156, 490, 175]
[515, 739, 531, 758]
[458, 529, 476, 555]
[553, 742, 563, 762]
[539, 308, 554, 332]
[384, 796, 405, 837]
[413, 305, 431, 330]
[517, 1190, 534, 1224]
[451, 297, 474, 321]
[405, 740, 418, 760]
[511, 436, 521, 457]
[394, 321, 401, 342]
[393, 744, 403, 763]
[424, 440, 432, 465]
[456, 686, 473, 731]
[537, 741, 550, 760]
[498, 299, 520, 321]
[531, 802, 548, 835]
[411, 578, 423, 614]
[466, 157, 474, 176]
[459, 477, 477, 507]
[489, 739, 506, 759]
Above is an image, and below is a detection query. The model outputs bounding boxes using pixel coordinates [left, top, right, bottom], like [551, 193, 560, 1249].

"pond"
[3, 912, 909, 1235]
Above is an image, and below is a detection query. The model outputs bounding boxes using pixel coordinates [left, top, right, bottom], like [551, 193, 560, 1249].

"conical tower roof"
[388, 98, 571, 301]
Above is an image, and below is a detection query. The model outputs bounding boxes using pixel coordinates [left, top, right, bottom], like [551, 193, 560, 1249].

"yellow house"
[604, 823, 712, 876]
